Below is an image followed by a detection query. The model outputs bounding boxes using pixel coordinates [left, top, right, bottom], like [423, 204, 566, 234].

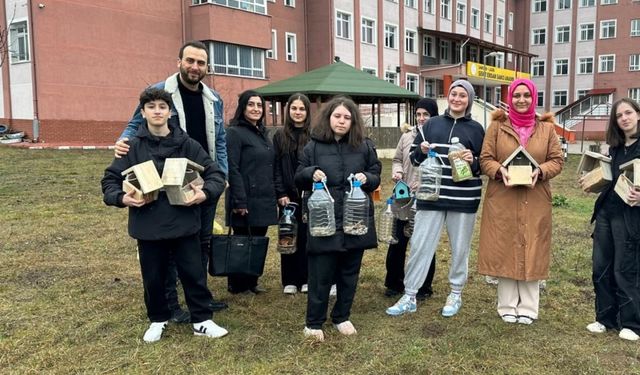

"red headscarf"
[508, 78, 538, 147]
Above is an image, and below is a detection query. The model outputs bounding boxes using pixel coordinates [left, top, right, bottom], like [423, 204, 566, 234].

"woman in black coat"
[225, 90, 278, 294]
[295, 96, 381, 341]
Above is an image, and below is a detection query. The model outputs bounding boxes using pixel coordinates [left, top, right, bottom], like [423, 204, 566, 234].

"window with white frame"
[284, 0, 295, 7]
[423, 35, 435, 57]
[385, 24, 397, 49]
[385, 71, 398, 85]
[362, 67, 377, 76]
[212, 41, 264, 78]
[362, 18, 376, 44]
[9, 21, 29, 63]
[578, 57, 594, 74]
[579, 23, 595, 41]
[441, 0, 451, 19]
[285, 33, 297, 62]
[440, 40, 450, 61]
[406, 74, 419, 93]
[471, 8, 480, 29]
[600, 20, 616, 39]
[532, 28, 546, 45]
[554, 59, 569, 75]
[553, 90, 568, 107]
[405, 29, 416, 53]
[532, 60, 545, 76]
[266, 29, 277, 59]
[599, 54, 615, 72]
[601, 0, 617, 4]
[533, 0, 547, 12]
[484, 13, 493, 34]
[557, 0, 571, 10]
[495, 53, 504, 68]
[556, 26, 570, 43]
[580, 0, 595, 6]
[537, 91, 545, 107]
[630, 54, 640, 71]
[508, 12, 514, 31]
[456, 3, 466, 24]
[194, 0, 267, 14]
[629, 88, 640, 103]
[497, 18, 504, 37]
[577, 89, 590, 99]
[631, 19, 640, 37]
[405, 0, 416, 8]
[424, 0, 434, 14]
[336, 11, 352, 39]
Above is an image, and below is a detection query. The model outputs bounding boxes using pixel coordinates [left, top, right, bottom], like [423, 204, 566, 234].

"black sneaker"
[209, 300, 229, 312]
[416, 290, 433, 301]
[384, 288, 402, 297]
[170, 308, 190, 324]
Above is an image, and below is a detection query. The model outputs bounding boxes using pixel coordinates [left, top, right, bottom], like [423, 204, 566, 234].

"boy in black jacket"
[102, 87, 227, 342]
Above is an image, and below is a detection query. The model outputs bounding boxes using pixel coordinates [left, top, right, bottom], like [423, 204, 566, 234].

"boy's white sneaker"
[193, 320, 228, 338]
[586, 321, 606, 333]
[303, 327, 325, 341]
[143, 321, 168, 343]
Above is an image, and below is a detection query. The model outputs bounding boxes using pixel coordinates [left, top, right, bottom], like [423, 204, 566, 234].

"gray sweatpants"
[403, 210, 476, 296]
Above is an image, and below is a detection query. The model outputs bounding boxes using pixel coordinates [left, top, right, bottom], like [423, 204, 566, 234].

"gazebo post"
[377, 99, 382, 128]
[397, 102, 400, 127]
[371, 103, 375, 127]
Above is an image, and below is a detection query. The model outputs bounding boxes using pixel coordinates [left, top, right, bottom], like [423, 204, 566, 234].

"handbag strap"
[228, 212, 253, 239]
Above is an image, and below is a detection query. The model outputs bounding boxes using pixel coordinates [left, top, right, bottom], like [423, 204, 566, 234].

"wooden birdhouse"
[161, 158, 205, 206]
[121, 160, 163, 202]
[614, 159, 640, 205]
[577, 151, 612, 193]
[393, 180, 411, 201]
[501, 146, 540, 186]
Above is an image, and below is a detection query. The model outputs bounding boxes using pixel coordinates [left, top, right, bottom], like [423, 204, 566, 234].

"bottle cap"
[353, 180, 362, 187]
[428, 150, 437, 157]
[451, 137, 459, 143]
[387, 198, 394, 204]
[313, 182, 324, 190]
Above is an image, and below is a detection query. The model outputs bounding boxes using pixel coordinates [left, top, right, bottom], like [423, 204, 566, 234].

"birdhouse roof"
[501, 146, 540, 169]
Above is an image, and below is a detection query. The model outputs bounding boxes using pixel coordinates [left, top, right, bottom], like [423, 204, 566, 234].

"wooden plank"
[507, 165, 533, 186]
[122, 160, 163, 194]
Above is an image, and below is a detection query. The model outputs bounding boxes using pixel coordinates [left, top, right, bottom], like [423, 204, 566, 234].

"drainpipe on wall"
[28, 1, 39, 142]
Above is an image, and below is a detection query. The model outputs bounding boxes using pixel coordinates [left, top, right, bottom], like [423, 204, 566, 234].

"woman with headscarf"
[477, 78, 564, 325]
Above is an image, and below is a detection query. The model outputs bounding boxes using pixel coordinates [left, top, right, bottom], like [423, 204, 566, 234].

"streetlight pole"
[483, 51, 500, 129]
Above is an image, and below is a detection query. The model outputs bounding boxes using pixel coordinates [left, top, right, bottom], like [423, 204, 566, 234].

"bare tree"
[0, 3, 18, 67]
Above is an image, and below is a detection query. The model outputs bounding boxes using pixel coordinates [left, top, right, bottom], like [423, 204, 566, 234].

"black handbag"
[208, 221, 269, 277]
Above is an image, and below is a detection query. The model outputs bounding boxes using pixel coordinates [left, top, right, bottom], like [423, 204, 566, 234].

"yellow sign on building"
[466, 62, 530, 84]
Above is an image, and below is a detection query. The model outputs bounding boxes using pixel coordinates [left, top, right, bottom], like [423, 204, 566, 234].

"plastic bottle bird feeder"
[501, 146, 540, 186]
[577, 151, 612, 193]
[121, 160, 163, 202]
[161, 158, 205, 205]
[614, 159, 640, 205]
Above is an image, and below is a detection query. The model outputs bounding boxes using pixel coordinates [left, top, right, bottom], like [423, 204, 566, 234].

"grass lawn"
[1, 146, 639, 374]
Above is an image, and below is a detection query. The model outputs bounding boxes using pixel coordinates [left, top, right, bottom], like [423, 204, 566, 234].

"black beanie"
[415, 98, 439, 117]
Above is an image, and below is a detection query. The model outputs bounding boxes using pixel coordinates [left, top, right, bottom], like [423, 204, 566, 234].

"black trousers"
[592, 201, 640, 334]
[384, 219, 435, 295]
[306, 249, 364, 329]
[138, 234, 213, 323]
[165, 200, 217, 310]
[281, 221, 308, 288]
[227, 226, 269, 293]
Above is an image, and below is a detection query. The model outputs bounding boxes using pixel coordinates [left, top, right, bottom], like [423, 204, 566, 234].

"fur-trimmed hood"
[491, 109, 555, 124]
[400, 122, 414, 133]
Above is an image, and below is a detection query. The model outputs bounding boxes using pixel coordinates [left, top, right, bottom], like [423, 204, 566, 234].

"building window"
[266, 29, 277, 59]
[361, 18, 376, 44]
[405, 29, 416, 53]
[601, 0, 617, 4]
[193, 0, 267, 15]
[557, 0, 571, 10]
[629, 88, 640, 103]
[600, 20, 617, 39]
[9, 21, 29, 63]
[533, 0, 547, 12]
[496, 17, 504, 37]
[599, 54, 615, 72]
[405, 0, 416, 8]
[577, 89, 590, 99]
[212, 41, 264, 78]
[554, 59, 569, 75]
[531, 61, 545, 76]
[484, 13, 493, 34]
[579, 23, 595, 41]
[362, 67, 377, 76]
[424, 79, 436, 97]
[424, 0, 434, 14]
[456, 3, 466, 24]
[508, 12, 514, 31]
[385, 71, 398, 85]
[423, 35, 435, 57]
[556, 26, 570, 43]
[537, 91, 545, 107]
[578, 57, 594, 74]
[385, 24, 397, 49]
[406, 74, 419, 93]
[532, 28, 546, 45]
[630, 54, 640, 71]
[284, 0, 295, 6]
[336, 11, 352, 39]
[631, 19, 640, 37]
[471, 8, 480, 29]
[580, 0, 595, 6]
[441, 0, 451, 19]
[440, 40, 450, 61]
[553, 91, 568, 107]
[285, 33, 297, 62]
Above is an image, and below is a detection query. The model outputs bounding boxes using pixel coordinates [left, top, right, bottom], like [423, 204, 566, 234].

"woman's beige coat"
[477, 110, 564, 280]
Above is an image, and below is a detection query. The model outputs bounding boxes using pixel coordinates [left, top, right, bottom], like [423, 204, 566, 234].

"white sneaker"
[485, 276, 499, 285]
[303, 326, 325, 341]
[329, 284, 337, 296]
[619, 328, 640, 341]
[283, 285, 297, 294]
[334, 320, 357, 336]
[143, 321, 167, 343]
[586, 321, 606, 333]
[193, 320, 228, 338]
[300, 284, 308, 293]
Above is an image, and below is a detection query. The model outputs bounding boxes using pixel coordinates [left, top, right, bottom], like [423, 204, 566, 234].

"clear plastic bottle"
[308, 182, 336, 237]
[416, 150, 442, 201]
[403, 202, 417, 238]
[343, 179, 369, 235]
[277, 203, 298, 254]
[378, 198, 398, 244]
[448, 137, 472, 182]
